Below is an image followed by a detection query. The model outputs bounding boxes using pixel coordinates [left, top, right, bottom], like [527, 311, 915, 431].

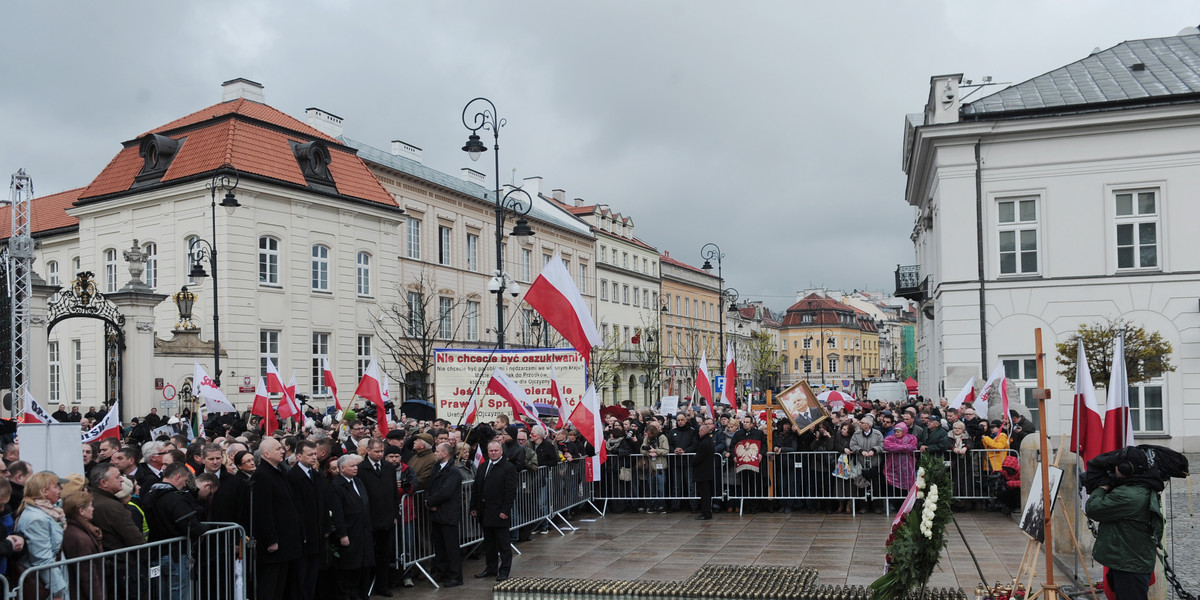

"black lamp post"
[462, 97, 534, 350]
[700, 243, 742, 357]
[187, 164, 239, 386]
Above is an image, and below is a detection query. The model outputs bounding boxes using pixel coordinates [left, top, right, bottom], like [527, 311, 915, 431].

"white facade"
[903, 68, 1200, 450]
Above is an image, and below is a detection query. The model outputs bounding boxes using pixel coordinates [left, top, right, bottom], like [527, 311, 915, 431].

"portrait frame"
[773, 380, 829, 436]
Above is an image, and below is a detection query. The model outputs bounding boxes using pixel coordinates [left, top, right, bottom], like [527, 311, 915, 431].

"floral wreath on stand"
[871, 453, 955, 600]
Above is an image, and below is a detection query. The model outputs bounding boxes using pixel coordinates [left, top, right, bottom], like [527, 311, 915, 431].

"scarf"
[34, 499, 66, 527]
[69, 517, 103, 543]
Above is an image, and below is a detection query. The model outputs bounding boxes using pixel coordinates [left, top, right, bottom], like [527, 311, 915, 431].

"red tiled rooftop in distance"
[0, 187, 84, 239]
[659, 251, 713, 277]
[146, 98, 340, 144]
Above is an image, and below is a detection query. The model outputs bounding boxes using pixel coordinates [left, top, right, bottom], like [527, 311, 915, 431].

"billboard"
[433, 348, 588, 424]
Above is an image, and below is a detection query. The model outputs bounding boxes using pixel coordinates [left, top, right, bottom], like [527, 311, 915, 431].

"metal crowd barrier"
[593, 453, 707, 513]
[196, 522, 249, 600]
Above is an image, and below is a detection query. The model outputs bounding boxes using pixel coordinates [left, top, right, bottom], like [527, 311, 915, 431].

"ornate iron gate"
[47, 272, 124, 408]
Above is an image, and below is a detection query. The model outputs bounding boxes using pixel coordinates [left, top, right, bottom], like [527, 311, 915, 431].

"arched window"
[356, 252, 371, 296]
[143, 242, 157, 289]
[104, 249, 117, 293]
[259, 236, 280, 285]
[311, 244, 330, 291]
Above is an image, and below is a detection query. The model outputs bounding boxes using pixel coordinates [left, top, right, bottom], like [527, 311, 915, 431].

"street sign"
[714, 376, 725, 393]
[842, 380, 850, 388]
[162, 384, 176, 401]
[744, 380, 752, 390]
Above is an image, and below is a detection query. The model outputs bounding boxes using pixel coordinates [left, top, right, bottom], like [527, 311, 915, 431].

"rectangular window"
[260, 330, 280, 380]
[1129, 379, 1164, 433]
[643, 258, 648, 273]
[356, 252, 371, 296]
[1002, 357, 1039, 423]
[48, 341, 61, 402]
[438, 297, 453, 339]
[622, 252, 628, 268]
[521, 249, 532, 281]
[311, 245, 330, 291]
[651, 291, 658, 308]
[104, 249, 117, 293]
[312, 333, 330, 396]
[1115, 190, 1159, 270]
[803, 358, 812, 373]
[622, 285, 630, 304]
[612, 282, 619, 303]
[406, 218, 421, 259]
[466, 234, 479, 271]
[599, 245, 607, 263]
[803, 337, 812, 350]
[438, 226, 452, 266]
[579, 264, 587, 294]
[997, 198, 1038, 275]
[143, 243, 157, 289]
[543, 254, 551, 267]
[643, 289, 650, 308]
[259, 237, 279, 285]
[632, 286, 640, 307]
[465, 301, 479, 342]
[47, 261, 59, 287]
[829, 357, 838, 373]
[611, 249, 617, 263]
[72, 339, 82, 403]
[600, 279, 608, 301]
[406, 292, 424, 337]
[357, 335, 372, 378]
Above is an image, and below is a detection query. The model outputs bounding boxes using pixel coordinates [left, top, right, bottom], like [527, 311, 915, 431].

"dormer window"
[133, 134, 183, 186]
[290, 140, 337, 193]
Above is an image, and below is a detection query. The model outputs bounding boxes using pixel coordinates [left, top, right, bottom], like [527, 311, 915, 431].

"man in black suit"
[330, 454, 374, 600]
[692, 423, 716, 520]
[252, 437, 303, 600]
[471, 440, 518, 581]
[342, 420, 370, 454]
[425, 442, 463, 587]
[357, 439, 398, 597]
[286, 440, 329, 600]
[200, 443, 247, 526]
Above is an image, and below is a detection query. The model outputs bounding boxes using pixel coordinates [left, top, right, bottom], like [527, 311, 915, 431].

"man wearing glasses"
[343, 420, 370, 454]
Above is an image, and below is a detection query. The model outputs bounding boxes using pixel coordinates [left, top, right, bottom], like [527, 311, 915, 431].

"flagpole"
[1072, 339, 1083, 582]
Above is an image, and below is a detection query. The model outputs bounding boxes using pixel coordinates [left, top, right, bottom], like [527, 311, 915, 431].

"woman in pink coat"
[882, 422, 919, 498]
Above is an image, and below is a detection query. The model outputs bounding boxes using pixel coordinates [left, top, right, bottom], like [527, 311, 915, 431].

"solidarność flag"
[22, 391, 57, 424]
[81, 404, 121, 443]
[194, 361, 236, 413]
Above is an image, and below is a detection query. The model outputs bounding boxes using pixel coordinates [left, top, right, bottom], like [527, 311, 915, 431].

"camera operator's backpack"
[1140, 444, 1189, 479]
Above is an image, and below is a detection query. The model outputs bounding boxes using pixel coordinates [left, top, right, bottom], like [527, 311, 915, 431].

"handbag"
[832, 455, 861, 480]
[619, 466, 633, 482]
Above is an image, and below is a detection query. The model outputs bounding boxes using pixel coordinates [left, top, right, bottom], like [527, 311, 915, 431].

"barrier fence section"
[7, 521, 246, 600]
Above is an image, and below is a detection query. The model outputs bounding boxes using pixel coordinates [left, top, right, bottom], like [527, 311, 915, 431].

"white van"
[866, 381, 909, 405]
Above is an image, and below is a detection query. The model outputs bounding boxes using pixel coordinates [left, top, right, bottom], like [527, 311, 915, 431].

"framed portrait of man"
[774, 380, 828, 436]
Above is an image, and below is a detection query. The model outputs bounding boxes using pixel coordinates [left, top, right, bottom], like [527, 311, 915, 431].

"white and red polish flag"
[474, 445, 485, 467]
[193, 362, 236, 413]
[265, 358, 288, 400]
[463, 390, 479, 426]
[723, 342, 738, 412]
[486, 368, 540, 424]
[251, 377, 277, 434]
[1070, 339, 1105, 466]
[696, 349, 716, 418]
[22, 391, 57, 424]
[549, 365, 568, 428]
[948, 377, 975, 410]
[892, 481, 919, 528]
[568, 383, 604, 481]
[353, 357, 389, 436]
[975, 364, 1008, 421]
[81, 403, 121, 443]
[276, 371, 302, 425]
[322, 356, 341, 411]
[1101, 334, 1134, 454]
[522, 252, 603, 364]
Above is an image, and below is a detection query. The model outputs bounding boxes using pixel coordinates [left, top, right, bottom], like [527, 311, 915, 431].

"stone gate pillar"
[107, 241, 167, 420]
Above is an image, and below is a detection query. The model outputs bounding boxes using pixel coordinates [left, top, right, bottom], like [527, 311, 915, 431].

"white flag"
[194, 362, 236, 413]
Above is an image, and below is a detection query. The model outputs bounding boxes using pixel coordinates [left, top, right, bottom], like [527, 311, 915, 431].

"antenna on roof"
[959, 76, 1010, 102]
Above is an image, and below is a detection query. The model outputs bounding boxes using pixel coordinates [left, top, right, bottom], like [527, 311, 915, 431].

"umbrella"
[400, 399, 436, 421]
[817, 390, 856, 413]
[599, 405, 630, 421]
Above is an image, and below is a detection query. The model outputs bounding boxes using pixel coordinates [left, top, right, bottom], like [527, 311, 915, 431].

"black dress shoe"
[496, 574, 509, 582]
[475, 571, 497, 579]
[444, 579, 464, 588]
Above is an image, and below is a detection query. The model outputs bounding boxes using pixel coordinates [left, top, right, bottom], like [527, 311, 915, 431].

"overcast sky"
[2, 2, 1196, 311]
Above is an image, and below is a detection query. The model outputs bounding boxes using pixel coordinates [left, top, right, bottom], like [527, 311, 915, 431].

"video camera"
[1081, 444, 1189, 494]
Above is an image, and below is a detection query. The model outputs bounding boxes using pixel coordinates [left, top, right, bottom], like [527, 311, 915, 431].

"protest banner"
[434, 348, 587, 424]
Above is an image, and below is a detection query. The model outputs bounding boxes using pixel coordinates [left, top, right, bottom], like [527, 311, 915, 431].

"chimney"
[461, 168, 486, 186]
[522, 176, 542, 198]
[552, 189, 565, 203]
[390, 140, 423, 164]
[573, 197, 584, 207]
[925, 74, 963, 125]
[305, 107, 344, 138]
[221, 78, 264, 102]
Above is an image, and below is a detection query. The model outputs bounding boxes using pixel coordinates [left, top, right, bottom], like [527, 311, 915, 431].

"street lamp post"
[462, 97, 535, 350]
[187, 164, 240, 387]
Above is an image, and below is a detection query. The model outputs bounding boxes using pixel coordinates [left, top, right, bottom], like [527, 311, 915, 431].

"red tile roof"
[782, 293, 860, 327]
[77, 99, 394, 207]
[659, 250, 713, 277]
[0, 187, 84, 239]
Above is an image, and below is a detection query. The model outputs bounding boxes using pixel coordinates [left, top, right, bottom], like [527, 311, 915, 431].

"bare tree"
[587, 328, 623, 405]
[745, 330, 782, 394]
[632, 313, 664, 403]
[373, 268, 481, 402]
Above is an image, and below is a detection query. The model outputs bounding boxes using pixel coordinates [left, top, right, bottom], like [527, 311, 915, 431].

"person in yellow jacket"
[980, 419, 1010, 472]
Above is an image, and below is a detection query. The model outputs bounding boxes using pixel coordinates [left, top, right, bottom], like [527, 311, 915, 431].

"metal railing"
[8, 521, 247, 600]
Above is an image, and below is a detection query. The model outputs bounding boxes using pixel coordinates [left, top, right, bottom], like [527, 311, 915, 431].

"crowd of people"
[0, 393, 1027, 600]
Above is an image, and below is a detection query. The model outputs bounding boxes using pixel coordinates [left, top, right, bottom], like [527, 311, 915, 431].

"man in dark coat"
[286, 440, 329, 600]
[87, 464, 145, 551]
[357, 439, 398, 597]
[471, 440, 518, 581]
[425, 442, 463, 587]
[143, 463, 214, 600]
[665, 413, 697, 512]
[251, 438, 303, 600]
[731, 416, 767, 513]
[200, 443, 247, 527]
[692, 423, 716, 520]
[330, 454, 374, 600]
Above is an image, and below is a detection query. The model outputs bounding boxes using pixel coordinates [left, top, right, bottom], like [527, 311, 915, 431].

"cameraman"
[1084, 450, 1164, 600]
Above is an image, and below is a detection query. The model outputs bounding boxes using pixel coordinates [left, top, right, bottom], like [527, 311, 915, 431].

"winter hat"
[893, 422, 908, 434]
[989, 419, 1003, 429]
[115, 475, 136, 500]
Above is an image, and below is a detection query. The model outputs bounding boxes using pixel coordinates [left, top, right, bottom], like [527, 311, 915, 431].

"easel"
[1019, 329, 1095, 600]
